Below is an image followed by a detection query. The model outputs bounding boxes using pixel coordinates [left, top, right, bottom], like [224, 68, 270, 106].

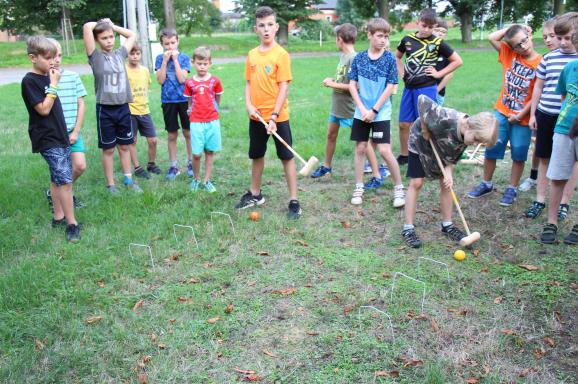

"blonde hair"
[467, 112, 498, 146]
[27, 36, 57, 56]
[46, 37, 62, 52]
[367, 18, 391, 35]
[192, 46, 211, 61]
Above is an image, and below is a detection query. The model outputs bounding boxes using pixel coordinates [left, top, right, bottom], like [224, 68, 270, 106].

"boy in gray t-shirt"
[83, 18, 142, 193]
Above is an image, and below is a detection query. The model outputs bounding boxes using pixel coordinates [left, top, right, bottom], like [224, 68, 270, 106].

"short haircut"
[554, 12, 578, 35]
[367, 18, 391, 35]
[193, 46, 211, 61]
[46, 37, 62, 52]
[255, 6, 275, 21]
[130, 42, 141, 53]
[419, 8, 437, 26]
[543, 16, 559, 31]
[27, 35, 57, 56]
[93, 19, 114, 38]
[160, 28, 178, 43]
[467, 112, 498, 147]
[436, 18, 448, 30]
[572, 31, 578, 45]
[334, 23, 357, 44]
[504, 24, 526, 46]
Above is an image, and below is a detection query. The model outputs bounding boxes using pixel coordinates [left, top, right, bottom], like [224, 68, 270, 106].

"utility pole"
[137, 0, 152, 70]
[164, 0, 176, 29]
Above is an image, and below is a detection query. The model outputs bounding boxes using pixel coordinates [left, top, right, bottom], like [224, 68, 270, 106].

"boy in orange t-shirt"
[467, 24, 542, 206]
[234, 6, 301, 219]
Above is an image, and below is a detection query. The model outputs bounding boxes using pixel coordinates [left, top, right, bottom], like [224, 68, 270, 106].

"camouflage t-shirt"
[408, 95, 467, 179]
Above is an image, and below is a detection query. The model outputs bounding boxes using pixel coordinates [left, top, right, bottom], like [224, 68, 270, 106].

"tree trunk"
[164, 0, 176, 29]
[377, 0, 391, 19]
[459, 11, 473, 44]
[554, 0, 565, 15]
[278, 22, 288, 46]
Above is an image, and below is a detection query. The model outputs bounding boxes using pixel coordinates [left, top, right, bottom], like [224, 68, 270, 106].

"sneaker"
[65, 224, 81, 243]
[147, 163, 162, 175]
[134, 166, 151, 179]
[363, 161, 372, 173]
[499, 187, 517, 206]
[364, 176, 384, 190]
[518, 177, 537, 192]
[351, 186, 364, 205]
[190, 179, 201, 192]
[73, 196, 86, 209]
[563, 224, 578, 245]
[311, 165, 332, 178]
[396, 155, 408, 166]
[467, 182, 494, 199]
[393, 187, 405, 208]
[106, 185, 119, 194]
[166, 166, 180, 181]
[402, 228, 422, 248]
[204, 181, 217, 193]
[46, 189, 53, 207]
[52, 217, 66, 228]
[442, 224, 467, 243]
[235, 190, 265, 209]
[525, 201, 545, 219]
[540, 223, 558, 244]
[187, 160, 194, 178]
[558, 204, 570, 221]
[287, 199, 302, 220]
[124, 178, 143, 193]
[379, 164, 390, 178]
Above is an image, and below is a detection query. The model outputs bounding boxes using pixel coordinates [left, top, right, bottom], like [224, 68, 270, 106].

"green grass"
[0, 51, 577, 383]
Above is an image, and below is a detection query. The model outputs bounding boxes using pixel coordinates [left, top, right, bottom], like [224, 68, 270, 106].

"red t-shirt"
[183, 75, 223, 122]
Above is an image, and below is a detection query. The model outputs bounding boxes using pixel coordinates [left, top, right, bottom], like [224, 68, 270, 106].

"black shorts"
[406, 151, 426, 179]
[96, 103, 134, 149]
[534, 109, 558, 159]
[350, 119, 391, 144]
[162, 102, 189, 132]
[131, 114, 157, 138]
[249, 119, 294, 160]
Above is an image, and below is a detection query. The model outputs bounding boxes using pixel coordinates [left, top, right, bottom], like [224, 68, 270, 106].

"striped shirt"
[536, 49, 578, 115]
[57, 69, 87, 132]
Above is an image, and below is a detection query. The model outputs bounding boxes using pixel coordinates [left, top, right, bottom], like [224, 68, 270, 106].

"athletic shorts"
[436, 94, 445, 106]
[41, 147, 73, 186]
[406, 151, 426, 179]
[131, 114, 157, 138]
[328, 114, 353, 128]
[190, 120, 221, 154]
[484, 111, 531, 162]
[68, 131, 86, 153]
[350, 119, 391, 144]
[534, 109, 558, 159]
[399, 85, 438, 123]
[249, 119, 294, 160]
[547, 133, 578, 180]
[96, 103, 134, 150]
[162, 102, 189, 132]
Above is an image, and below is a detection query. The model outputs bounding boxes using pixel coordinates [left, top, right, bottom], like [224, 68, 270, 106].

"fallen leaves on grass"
[343, 305, 354, 316]
[272, 288, 296, 295]
[472, 249, 481, 257]
[207, 317, 220, 324]
[177, 297, 193, 303]
[465, 378, 480, 384]
[543, 337, 556, 347]
[158, 343, 166, 349]
[501, 329, 516, 335]
[96, 280, 105, 288]
[224, 304, 234, 314]
[480, 267, 489, 273]
[518, 368, 537, 377]
[169, 252, 183, 261]
[257, 251, 269, 256]
[375, 370, 400, 377]
[151, 333, 157, 344]
[186, 277, 200, 284]
[534, 348, 546, 359]
[518, 264, 539, 271]
[306, 331, 319, 336]
[340, 220, 350, 228]
[34, 339, 45, 351]
[85, 316, 103, 324]
[132, 299, 144, 312]
[431, 318, 439, 332]
[233, 367, 256, 374]
[247, 280, 256, 286]
[244, 375, 264, 382]
[262, 350, 277, 358]
[447, 308, 468, 316]
[493, 296, 503, 304]
[136, 372, 149, 384]
[554, 311, 562, 322]
[295, 240, 308, 247]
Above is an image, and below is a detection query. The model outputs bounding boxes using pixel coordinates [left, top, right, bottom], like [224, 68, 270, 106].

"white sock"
[442, 221, 452, 228]
[355, 183, 364, 189]
[403, 224, 414, 231]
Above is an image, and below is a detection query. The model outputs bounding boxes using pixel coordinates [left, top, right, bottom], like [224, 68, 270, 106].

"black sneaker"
[287, 200, 302, 220]
[52, 217, 66, 228]
[525, 201, 545, 219]
[442, 224, 467, 243]
[73, 195, 86, 209]
[134, 166, 151, 179]
[558, 204, 570, 221]
[65, 224, 81, 243]
[563, 224, 578, 245]
[402, 228, 422, 248]
[234, 190, 265, 209]
[540, 223, 558, 244]
[396, 155, 408, 166]
[147, 163, 162, 175]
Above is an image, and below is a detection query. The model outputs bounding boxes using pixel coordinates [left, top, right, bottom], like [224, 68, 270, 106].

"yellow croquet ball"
[453, 249, 466, 261]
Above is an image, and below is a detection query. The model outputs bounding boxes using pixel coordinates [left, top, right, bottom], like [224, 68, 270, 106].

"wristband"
[271, 112, 279, 117]
[46, 93, 57, 99]
[46, 87, 58, 95]
[371, 107, 379, 114]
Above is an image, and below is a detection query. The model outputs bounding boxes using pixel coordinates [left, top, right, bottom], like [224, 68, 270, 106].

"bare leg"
[510, 160, 525, 187]
[204, 151, 214, 183]
[547, 180, 567, 225]
[192, 154, 202, 180]
[404, 177, 424, 225]
[324, 121, 340, 168]
[561, 161, 578, 204]
[282, 158, 298, 200]
[439, 179, 453, 222]
[355, 141, 368, 184]
[366, 140, 380, 178]
[483, 158, 497, 182]
[376, 143, 402, 185]
[127, 143, 140, 169]
[71, 152, 86, 183]
[117, 144, 133, 176]
[250, 157, 265, 196]
[167, 131, 178, 163]
[101, 148, 115, 186]
[183, 129, 193, 162]
[51, 182, 64, 220]
[147, 136, 158, 164]
[52, 183, 77, 225]
[536, 157, 550, 203]
[399, 122, 411, 157]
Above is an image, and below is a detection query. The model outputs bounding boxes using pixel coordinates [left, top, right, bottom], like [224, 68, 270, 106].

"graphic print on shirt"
[557, 83, 578, 122]
[502, 58, 537, 111]
[404, 35, 442, 83]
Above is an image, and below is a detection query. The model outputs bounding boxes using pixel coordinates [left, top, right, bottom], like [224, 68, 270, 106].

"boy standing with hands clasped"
[235, 6, 301, 219]
[348, 18, 405, 207]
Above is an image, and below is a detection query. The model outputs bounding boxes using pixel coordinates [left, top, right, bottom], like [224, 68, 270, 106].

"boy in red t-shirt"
[183, 46, 223, 193]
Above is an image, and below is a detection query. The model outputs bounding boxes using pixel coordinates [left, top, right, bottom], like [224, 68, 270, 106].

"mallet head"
[298, 156, 319, 177]
[459, 231, 481, 247]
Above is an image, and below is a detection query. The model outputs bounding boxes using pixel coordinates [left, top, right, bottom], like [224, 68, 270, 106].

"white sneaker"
[518, 177, 537, 192]
[351, 186, 364, 205]
[393, 186, 405, 208]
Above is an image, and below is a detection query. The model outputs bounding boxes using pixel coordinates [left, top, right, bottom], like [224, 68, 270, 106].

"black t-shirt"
[397, 33, 454, 89]
[435, 56, 450, 96]
[21, 72, 69, 153]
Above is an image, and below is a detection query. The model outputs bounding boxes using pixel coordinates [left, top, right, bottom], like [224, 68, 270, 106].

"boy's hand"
[361, 107, 375, 123]
[424, 66, 442, 79]
[529, 114, 538, 131]
[69, 131, 78, 145]
[247, 105, 260, 119]
[266, 120, 277, 135]
[163, 50, 173, 62]
[507, 113, 521, 124]
[322, 78, 334, 87]
[49, 68, 61, 86]
[442, 173, 453, 190]
[171, 50, 179, 60]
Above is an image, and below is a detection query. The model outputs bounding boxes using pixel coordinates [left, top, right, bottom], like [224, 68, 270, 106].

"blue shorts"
[41, 147, 73, 186]
[68, 131, 86, 153]
[485, 111, 531, 162]
[328, 114, 353, 128]
[436, 94, 445, 106]
[399, 85, 438, 123]
[96, 104, 134, 150]
[190, 120, 221, 155]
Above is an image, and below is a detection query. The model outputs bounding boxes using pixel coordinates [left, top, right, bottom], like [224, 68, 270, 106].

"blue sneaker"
[190, 179, 201, 192]
[166, 166, 180, 181]
[363, 161, 372, 173]
[311, 165, 332, 178]
[379, 164, 390, 178]
[499, 187, 517, 206]
[364, 176, 384, 190]
[467, 182, 493, 198]
[187, 160, 194, 178]
[204, 181, 216, 193]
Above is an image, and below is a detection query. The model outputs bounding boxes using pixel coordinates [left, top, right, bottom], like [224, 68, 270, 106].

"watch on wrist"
[371, 107, 379, 114]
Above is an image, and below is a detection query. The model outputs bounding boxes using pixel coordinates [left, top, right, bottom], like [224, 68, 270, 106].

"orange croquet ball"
[249, 211, 260, 221]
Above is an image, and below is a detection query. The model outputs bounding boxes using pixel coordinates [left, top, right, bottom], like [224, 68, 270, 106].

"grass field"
[0, 51, 577, 383]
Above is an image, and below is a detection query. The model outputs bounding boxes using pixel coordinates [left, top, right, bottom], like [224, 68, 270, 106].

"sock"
[187, 158, 192, 165]
[148, 161, 155, 166]
[482, 180, 493, 188]
[403, 224, 414, 231]
[355, 182, 364, 189]
[530, 169, 538, 180]
[123, 175, 133, 185]
[135, 165, 142, 171]
[171, 160, 178, 168]
[442, 221, 453, 228]
[394, 184, 404, 190]
[508, 184, 517, 190]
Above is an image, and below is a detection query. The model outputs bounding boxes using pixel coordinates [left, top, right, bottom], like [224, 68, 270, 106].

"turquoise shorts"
[328, 114, 353, 128]
[69, 131, 86, 153]
[190, 120, 221, 154]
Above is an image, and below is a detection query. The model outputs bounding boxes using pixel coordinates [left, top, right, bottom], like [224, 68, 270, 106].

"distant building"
[0, 30, 17, 42]
[311, 0, 338, 23]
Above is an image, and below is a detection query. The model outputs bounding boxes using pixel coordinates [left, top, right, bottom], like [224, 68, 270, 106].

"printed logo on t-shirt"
[265, 65, 272, 74]
[502, 58, 537, 111]
[103, 72, 126, 94]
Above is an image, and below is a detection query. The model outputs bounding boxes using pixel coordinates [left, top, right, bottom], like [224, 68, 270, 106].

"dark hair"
[130, 41, 141, 53]
[504, 24, 526, 45]
[554, 12, 578, 35]
[334, 23, 357, 44]
[367, 18, 391, 34]
[27, 35, 57, 56]
[255, 6, 275, 21]
[419, 8, 437, 26]
[436, 18, 448, 30]
[160, 28, 178, 43]
[93, 19, 114, 38]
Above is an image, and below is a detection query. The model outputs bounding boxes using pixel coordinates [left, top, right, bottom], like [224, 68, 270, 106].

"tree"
[444, 0, 478, 43]
[234, 0, 317, 46]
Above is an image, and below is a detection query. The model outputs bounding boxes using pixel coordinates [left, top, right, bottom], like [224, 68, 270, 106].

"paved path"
[0, 51, 338, 86]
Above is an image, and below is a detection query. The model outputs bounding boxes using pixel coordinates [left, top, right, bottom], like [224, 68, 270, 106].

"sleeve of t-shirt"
[155, 54, 162, 71]
[244, 54, 251, 81]
[74, 74, 88, 98]
[417, 94, 435, 119]
[438, 41, 454, 58]
[180, 54, 191, 73]
[498, 42, 513, 65]
[556, 66, 568, 96]
[397, 36, 408, 54]
[214, 77, 224, 95]
[276, 50, 292, 83]
[119, 46, 128, 59]
[183, 80, 192, 97]
[386, 53, 398, 84]
[22, 76, 45, 107]
[348, 54, 359, 82]
[536, 55, 547, 80]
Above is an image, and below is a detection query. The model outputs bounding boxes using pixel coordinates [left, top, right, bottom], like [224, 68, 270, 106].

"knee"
[193, 154, 202, 161]
[355, 143, 367, 156]
[182, 130, 191, 139]
[327, 129, 338, 142]
[148, 137, 158, 146]
[410, 178, 424, 190]
[168, 132, 178, 142]
[75, 161, 87, 174]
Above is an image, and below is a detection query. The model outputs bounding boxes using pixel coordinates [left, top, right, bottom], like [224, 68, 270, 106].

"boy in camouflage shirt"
[401, 95, 497, 248]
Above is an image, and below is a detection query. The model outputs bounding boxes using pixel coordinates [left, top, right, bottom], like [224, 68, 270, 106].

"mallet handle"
[255, 114, 307, 165]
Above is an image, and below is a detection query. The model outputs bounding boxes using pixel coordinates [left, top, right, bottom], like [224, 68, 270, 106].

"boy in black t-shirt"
[21, 36, 80, 242]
